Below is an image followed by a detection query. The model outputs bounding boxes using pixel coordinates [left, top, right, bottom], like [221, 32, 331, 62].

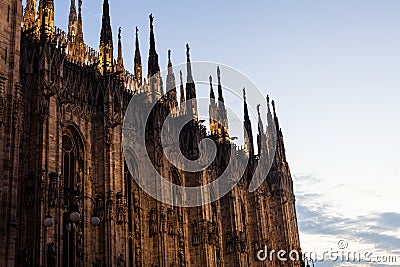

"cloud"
[294, 174, 400, 266]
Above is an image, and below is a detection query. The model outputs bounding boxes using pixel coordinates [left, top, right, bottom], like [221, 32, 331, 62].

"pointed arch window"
[61, 127, 84, 267]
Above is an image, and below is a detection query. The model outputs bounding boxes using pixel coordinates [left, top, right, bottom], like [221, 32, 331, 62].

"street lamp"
[43, 212, 54, 227]
[304, 257, 315, 267]
[43, 196, 100, 228]
[69, 211, 81, 222]
[90, 215, 101, 226]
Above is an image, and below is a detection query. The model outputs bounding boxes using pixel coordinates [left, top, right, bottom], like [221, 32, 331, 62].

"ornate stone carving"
[149, 208, 158, 237]
[105, 190, 114, 221]
[160, 206, 167, 233]
[116, 192, 127, 225]
[76, 228, 84, 259]
[135, 243, 142, 265]
[192, 220, 200, 246]
[40, 95, 49, 118]
[133, 189, 140, 211]
[48, 172, 58, 208]
[134, 215, 140, 237]
[167, 208, 177, 236]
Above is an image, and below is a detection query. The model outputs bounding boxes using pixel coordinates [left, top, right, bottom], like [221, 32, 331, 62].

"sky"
[25, 0, 400, 265]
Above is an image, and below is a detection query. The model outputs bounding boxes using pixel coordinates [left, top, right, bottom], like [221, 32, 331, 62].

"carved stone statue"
[149, 208, 158, 236]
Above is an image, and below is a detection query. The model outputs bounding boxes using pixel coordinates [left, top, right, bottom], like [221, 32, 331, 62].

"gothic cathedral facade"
[0, 0, 302, 266]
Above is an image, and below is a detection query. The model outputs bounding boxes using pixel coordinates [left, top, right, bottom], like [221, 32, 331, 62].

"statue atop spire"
[186, 43, 193, 84]
[116, 27, 125, 73]
[186, 44, 190, 60]
[134, 26, 142, 86]
[217, 66, 224, 102]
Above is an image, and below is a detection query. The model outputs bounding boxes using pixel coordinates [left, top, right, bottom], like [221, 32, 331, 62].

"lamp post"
[43, 196, 101, 228]
[304, 256, 315, 267]
[43, 193, 100, 266]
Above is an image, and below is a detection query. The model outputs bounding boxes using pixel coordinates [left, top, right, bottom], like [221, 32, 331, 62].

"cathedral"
[0, 0, 303, 266]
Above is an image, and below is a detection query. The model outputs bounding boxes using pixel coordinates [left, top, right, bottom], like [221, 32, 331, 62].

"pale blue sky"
[25, 0, 400, 265]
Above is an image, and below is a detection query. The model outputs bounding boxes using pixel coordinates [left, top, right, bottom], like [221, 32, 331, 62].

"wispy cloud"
[294, 174, 400, 266]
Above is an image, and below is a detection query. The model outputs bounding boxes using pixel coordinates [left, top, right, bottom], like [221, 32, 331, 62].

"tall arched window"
[62, 126, 85, 267]
[63, 134, 76, 195]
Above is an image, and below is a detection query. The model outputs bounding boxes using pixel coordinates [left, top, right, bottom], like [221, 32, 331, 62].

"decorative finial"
[186, 43, 190, 58]
[217, 66, 221, 77]
[149, 13, 154, 24]
[136, 26, 139, 35]
[243, 87, 246, 101]
[118, 27, 121, 40]
[180, 70, 183, 83]
[209, 75, 212, 84]
[257, 104, 261, 116]
[267, 95, 270, 103]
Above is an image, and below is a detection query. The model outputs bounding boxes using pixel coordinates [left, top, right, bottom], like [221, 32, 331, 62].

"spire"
[38, 0, 55, 39]
[257, 104, 267, 156]
[179, 70, 186, 114]
[68, 0, 78, 57]
[134, 26, 143, 86]
[166, 50, 178, 113]
[99, 0, 113, 74]
[69, 0, 77, 24]
[185, 44, 197, 117]
[77, 0, 84, 44]
[271, 100, 280, 131]
[23, 0, 37, 30]
[257, 104, 263, 133]
[209, 75, 218, 135]
[217, 66, 224, 102]
[265, 95, 277, 159]
[271, 100, 286, 162]
[68, 0, 77, 40]
[147, 14, 160, 77]
[215, 67, 229, 139]
[243, 88, 254, 158]
[209, 75, 215, 100]
[266, 95, 275, 141]
[116, 27, 125, 73]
